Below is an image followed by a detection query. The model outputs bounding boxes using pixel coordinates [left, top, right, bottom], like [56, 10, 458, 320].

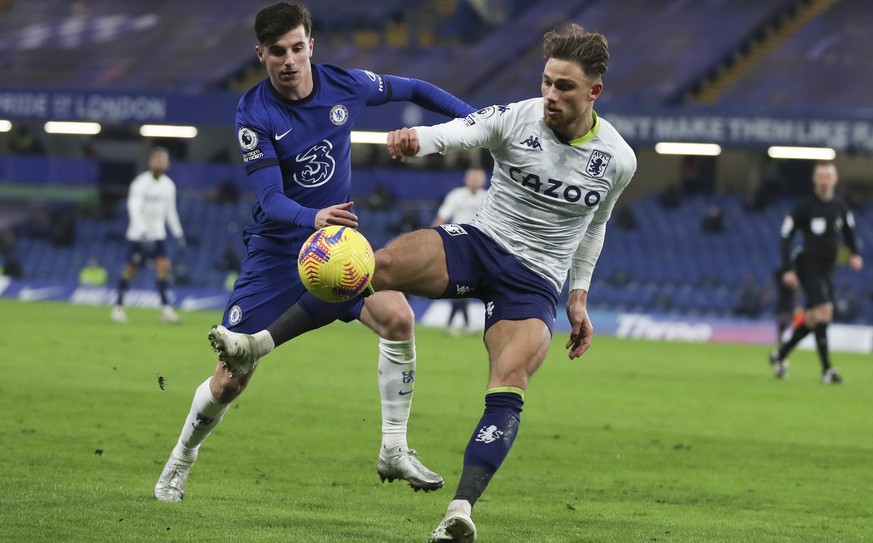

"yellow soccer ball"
[298, 225, 375, 302]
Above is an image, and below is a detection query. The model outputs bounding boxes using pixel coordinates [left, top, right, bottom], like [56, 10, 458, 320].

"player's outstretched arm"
[565, 289, 593, 359]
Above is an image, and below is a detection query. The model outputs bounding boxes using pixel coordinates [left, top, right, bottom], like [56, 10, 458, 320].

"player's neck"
[555, 112, 595, 143]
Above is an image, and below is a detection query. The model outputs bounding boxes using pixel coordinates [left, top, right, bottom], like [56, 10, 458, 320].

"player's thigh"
[483, 318, 551, 390]
[373, 229, 448, 297]
[807, 302, 834, 325]
[359, 290, 414, 340]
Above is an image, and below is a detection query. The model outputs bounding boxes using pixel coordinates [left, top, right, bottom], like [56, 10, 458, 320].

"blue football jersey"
[235, 64, 395, 255]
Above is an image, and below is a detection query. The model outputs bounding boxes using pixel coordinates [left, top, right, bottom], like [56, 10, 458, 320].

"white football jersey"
[125, 171, 184, 242]
[415, 98, 636, 292]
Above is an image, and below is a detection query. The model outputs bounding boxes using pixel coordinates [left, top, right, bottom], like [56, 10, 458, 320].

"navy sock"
[454, 389, 524, 507]
[157, 278, 170, 305]
[266, 291, 359, 347]
[116, 278, 129, 306]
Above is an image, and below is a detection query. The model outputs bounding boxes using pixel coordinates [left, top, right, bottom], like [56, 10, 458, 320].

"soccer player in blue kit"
[212, 23, 636, 542]
[153, 1, 474, 502]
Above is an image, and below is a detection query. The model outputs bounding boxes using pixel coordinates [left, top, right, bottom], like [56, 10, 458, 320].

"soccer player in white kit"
[213, 24, 635, 542]
[111, 147, 185, 324]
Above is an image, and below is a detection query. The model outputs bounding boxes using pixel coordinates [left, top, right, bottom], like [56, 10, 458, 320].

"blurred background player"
[211, 23, 635, 542]
[431, 167, 488, 335]
[769, 162, 863, 383]
[111, 147, 185, 324]
[154, 1, 475, 502]
[772, 267, 799, 341]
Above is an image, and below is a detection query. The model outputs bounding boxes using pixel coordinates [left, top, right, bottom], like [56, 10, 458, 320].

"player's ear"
[308, 37, 314, 58]
[589, 80, 603, 101]
[255, 45, 265, 63]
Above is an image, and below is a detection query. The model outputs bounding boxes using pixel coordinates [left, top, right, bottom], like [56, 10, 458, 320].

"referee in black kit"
[769, 162, 863, 383]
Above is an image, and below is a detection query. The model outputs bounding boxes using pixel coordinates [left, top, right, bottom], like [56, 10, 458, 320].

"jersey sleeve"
[126, 178, 147, 240]
[235, 97, 278, 174]
[383, 74, 475, 118]
[842, 205, 860, 255]
[569, 153, 636, 292]
[349, 69, 475, 119]
[779, 205, 801, 271]
[415, 105, 511, 157]
[164, 180, 184, 239]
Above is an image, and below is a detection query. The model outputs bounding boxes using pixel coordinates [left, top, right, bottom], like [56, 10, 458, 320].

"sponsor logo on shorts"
[485, 301, 494, 318]
[440, 224, 468, 236]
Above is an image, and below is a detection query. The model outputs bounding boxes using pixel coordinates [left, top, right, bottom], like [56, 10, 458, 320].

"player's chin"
[543, 114, 561, 130]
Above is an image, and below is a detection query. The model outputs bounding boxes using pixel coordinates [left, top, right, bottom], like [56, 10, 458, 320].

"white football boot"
[161, 305, 181, 324]
[429, 499, 477, 542]
[111, 305, 128, 323]
[208, 325, 260, 377]
[768, 351, 788, 379]
[822, 367, 843, 384]
[377, 447, 444, 492]
[154, 451, 197, 502]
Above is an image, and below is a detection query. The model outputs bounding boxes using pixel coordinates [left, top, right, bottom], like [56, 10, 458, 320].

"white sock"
[447, 499, 472, 516]
[378, 337, 415, 452]
[252, 330, 275, 357]
[171, 377, 230, 463]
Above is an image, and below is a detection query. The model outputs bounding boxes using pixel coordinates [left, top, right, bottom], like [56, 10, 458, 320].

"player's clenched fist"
[387, 127, 420, 160]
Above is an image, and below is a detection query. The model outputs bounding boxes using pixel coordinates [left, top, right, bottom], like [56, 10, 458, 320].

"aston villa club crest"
[586, 150, 612, 178]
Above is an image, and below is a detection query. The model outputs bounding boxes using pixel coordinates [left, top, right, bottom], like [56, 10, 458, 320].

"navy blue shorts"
[434, 224, 558, 334]
[222, 245, 363, 334]
[126, 239, 168, 266]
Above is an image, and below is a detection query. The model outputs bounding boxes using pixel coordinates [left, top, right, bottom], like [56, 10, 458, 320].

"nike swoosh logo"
[275, 128, 293, 140]
[398, 390, 413, 396]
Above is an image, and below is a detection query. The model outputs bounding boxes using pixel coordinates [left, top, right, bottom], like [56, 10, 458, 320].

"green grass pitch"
[0, 299, 871, 542]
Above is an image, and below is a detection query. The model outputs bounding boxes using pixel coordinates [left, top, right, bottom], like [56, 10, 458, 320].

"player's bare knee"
[372, 250, 396, 290]
[380, 303, 415, 340]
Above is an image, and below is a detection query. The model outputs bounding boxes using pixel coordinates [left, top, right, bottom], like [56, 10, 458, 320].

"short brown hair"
[255, 2, 312, 46]
[543, 24, 609, 79]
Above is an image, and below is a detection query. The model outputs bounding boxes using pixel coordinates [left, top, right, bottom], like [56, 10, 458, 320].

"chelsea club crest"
[329, 105, 349, 126]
